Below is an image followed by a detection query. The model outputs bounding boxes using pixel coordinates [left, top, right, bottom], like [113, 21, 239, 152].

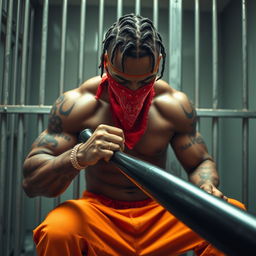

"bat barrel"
[79, 129, 256, 256]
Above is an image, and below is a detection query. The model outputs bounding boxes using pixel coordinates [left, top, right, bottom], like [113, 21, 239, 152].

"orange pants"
[33, 191, 245, 256]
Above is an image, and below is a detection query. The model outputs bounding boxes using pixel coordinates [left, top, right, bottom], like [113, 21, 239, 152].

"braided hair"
[99, 13, 166, 80]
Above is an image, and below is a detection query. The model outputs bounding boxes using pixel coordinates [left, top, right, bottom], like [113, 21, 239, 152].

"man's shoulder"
[48, 76, 103, 134]
[154, 80, 196, 134]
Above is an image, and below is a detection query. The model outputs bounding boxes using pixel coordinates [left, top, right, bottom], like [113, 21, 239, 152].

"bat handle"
[79, 128, 93, 142]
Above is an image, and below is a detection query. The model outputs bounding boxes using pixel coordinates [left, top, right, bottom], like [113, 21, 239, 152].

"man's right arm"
[23, 130, 80, 198]
[23, 90, 125, 198]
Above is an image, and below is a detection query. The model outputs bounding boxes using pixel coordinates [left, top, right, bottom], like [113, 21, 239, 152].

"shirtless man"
[23, 13, 243, 256]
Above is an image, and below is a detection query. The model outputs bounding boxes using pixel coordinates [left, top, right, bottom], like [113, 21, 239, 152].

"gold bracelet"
[70, 143, 85, 170]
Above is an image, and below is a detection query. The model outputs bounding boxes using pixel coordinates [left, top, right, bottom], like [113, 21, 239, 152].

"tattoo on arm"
[48, 95, 75, 133]
[34, 133, 71, 148]
[180, 135, 206, 151]
[180, 101, 197, 134]
[197, 168, 212, 186]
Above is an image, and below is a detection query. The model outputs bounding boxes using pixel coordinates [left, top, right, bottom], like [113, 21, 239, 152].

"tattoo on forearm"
[198, 169, 212, 186]
[180, 135, 206, 151]
[48, 95, 75, 133]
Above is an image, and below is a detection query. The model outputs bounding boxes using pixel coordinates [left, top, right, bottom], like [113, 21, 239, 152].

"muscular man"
[23, 13, 244, 256]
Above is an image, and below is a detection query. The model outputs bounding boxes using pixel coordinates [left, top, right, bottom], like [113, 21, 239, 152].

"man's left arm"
[171, 131, 227, 200]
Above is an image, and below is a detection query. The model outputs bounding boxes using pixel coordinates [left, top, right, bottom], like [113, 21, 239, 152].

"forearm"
[188, 159, 219, 187]
[23, 149, 81, 198]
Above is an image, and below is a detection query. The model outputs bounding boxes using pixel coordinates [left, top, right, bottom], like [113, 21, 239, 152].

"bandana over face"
[95, 73, 155, 149]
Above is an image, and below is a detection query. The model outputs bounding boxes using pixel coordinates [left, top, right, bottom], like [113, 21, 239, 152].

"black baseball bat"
[79, 129, 256, 256]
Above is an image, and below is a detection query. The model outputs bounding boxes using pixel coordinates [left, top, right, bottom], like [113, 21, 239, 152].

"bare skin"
[23, 51, 227, 201]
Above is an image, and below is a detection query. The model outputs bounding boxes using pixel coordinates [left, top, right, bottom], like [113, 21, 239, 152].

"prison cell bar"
[242, 0, 249, 207]
[153, 0, 158, 29]
[80, 129, 256, 256]
[194, 0, 201, 126]
[73, 0, 87, 200]
[5, 0, 23, 254]
[117, 0, 123, 19]
[1, 0, 14, 254]
[135, 0, 141, 15]
[97, 0, 104, 76]
[59, 0, 68, 95]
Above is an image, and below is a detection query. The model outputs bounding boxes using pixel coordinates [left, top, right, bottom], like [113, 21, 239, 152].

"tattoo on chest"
[49, 95, 75, 133]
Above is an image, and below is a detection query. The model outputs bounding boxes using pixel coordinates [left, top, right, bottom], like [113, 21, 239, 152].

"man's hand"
[199, 181, 228, 201]
[76, 124, 125, 167]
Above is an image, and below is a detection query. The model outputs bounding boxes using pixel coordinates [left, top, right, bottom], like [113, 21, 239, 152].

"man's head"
[100, 13, 166, 82]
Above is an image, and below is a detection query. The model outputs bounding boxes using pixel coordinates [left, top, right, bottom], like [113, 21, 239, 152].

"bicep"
[29, 130, 77, 157]
[170, 132, 212, 172]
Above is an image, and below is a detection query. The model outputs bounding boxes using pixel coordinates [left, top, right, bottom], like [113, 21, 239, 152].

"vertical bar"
[13, 1, 30, 254]
[73, 0, 87, 199]
[168, 0, 183, 178]
[20, 0, 30, 105]
[35, 118, 43, 225]
[0, 116, 7, 256]
[0, 0, 3, 42]
[78, 0, 86, 85]
[14, 115, 25, 256]
[97, 0, 104, 75]
[135, 0, 141, 15]
[212, 0, 219, 161]
[1, 0, 13, 254]
[36, 0, 49, 221]
[195, 0, 200, 108]
[59, 0, 68, 95]
[6, 0, 22, 254]
[39, 0, 49, 105]
[168, 0, 183, 90]
[242, 0, 248, 206]
[195, 0, 201, 132]
[153, 0, 158, 29]
[117, 0, 123, 19]
[2, 0, 13, 105]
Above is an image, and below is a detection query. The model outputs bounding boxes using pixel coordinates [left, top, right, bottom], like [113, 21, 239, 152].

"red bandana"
[95, 74, 155, 149]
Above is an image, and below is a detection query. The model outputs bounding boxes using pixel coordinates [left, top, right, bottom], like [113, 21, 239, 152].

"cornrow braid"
[100, 13, 166, 80]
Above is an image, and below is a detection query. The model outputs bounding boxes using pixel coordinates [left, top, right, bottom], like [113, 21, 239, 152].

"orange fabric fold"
[33, 191, 245, 256]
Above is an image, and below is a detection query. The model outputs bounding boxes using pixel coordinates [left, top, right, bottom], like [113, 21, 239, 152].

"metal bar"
[59, 0, 67, 95]
[73, 0, 87, 199]
[168, 0, 183, 91]
[212, 0, 218, 161]
[78, 0, 86, 85]
[242, 0, 249, 206]
[2, 0, 13, 105]
[80, 129, 256, 256]
[153, 0, 158, 29]
[135, 0, 141, 15]
[0, 0, 3, 43]
[35, 115, 44, 226]
[97, 0, 104, 75]
[117, 0, 122, 19]
[195, 0, 200, 132]
[0, 114, 7, 256]
[14, 115, 25, 256]
[1, 105, 256, 118]
[13, 1, 30, 254]
[20, 0, 30, 105]
[6, 0, 22, 254]
[195, 0, 200, 108]
[39, 0, 49, 105]
[1, 1, 13, 253]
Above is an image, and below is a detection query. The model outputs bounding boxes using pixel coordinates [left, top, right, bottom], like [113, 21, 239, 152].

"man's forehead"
[110, 50, 159, 76]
